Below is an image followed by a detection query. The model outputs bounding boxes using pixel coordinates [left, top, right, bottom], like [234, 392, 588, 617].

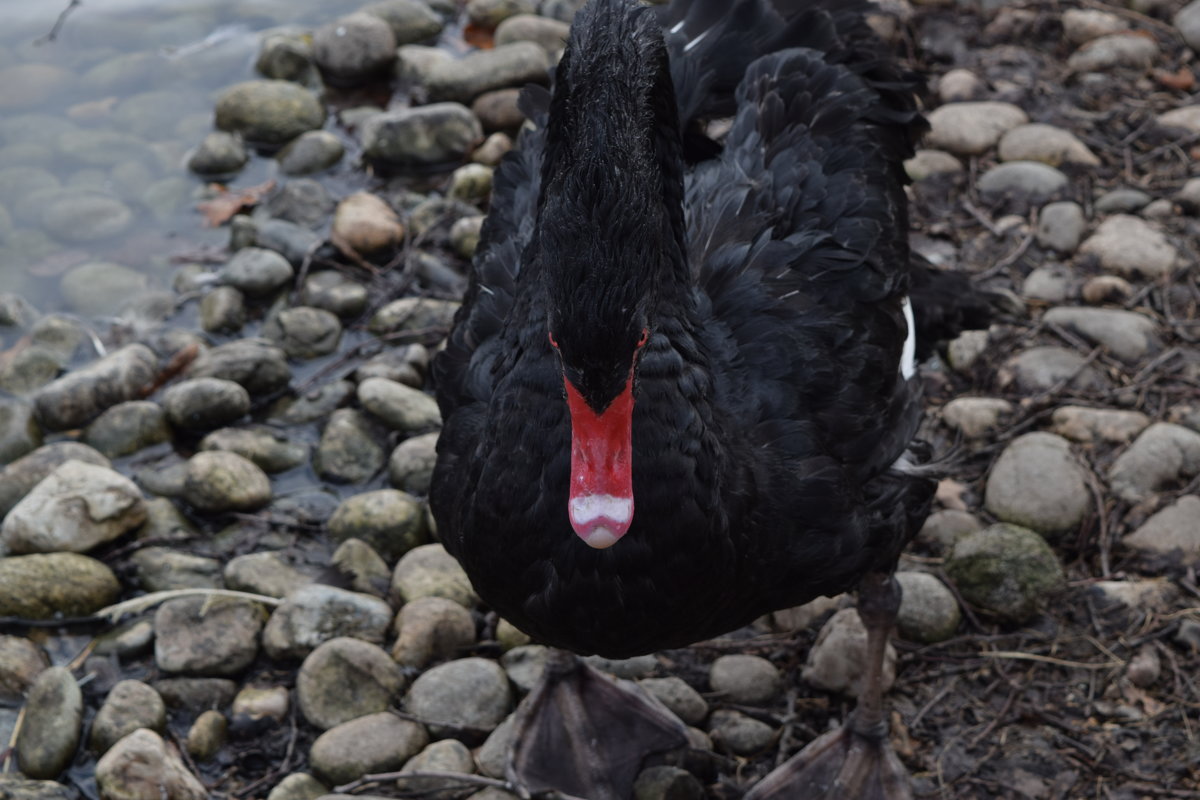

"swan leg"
[745, 572, 911, 800]
[507, 649, 689, 800]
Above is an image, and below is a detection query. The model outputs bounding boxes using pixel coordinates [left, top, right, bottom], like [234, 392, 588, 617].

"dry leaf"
[196, 179, 276, 227]
[936, 478, 969, 511]
[1154, 67, 1195, 92]
[463, 22, 495, 49]
[139, 342, 200, 397]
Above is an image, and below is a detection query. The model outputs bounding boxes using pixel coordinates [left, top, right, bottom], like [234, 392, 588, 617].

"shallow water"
[0, 0, 375, 316]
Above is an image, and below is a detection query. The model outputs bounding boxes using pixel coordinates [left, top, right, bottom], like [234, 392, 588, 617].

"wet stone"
[396, 43, 453, 84]
[95, 729, 206, 800]
[331, 192, 404, 255]
[16, 667, 82, 779]
[263, 306, 343, 359]
[314, 409, 387, 484]
[313, 13, 397, 85]
[427, 43, 549, 105]
[362, 0, 445, 44]
[270, 381, 355, 426]
[265, 772, 328, 800]
[0, 635, 49, 702]
[266, 179, 335, 230]
[369, 297, 460, 334]
[301, 271, 368, 319]
[0, 397, 41, 464]
[328, 489, 425, 561]
[1, 460, 146, 555]
[391, 543, 478, 607]
[358, 378, 441, 433]
[254, 218, 323, 265]
[200, 286, 247, 334]
[396, 739, 476, 799]
[256, 29, 317, 83]
[215, 80, 326, 146]
[188, 132, 247, 176]
[309, 712, 429, 787]
[356, 344, 428, 386]
[405, 657, 512, 739]
[389, 432, 439, 494]
[0, 552, 118, 620]
[33, 344, 157, 431]
[233, 685, 290, 722]
[297, 637, 405, 729]
[331, 538, 391, 596]
[187, 339, 292, 396]
[199, 426, 307, 473]
[83, 400, 170, 458]
[707, 709, 775, 756]
[153, 677, 238, 711]
[186, 709, 228, 761]
[222, 247, 295, 295]
[946, 524, 1064, 624]
[499, 644, 548, 692]
[262, 584, 393, 661]
[132, 547, 224, 592]
[183, 450, 272, 512]
[154, 596, 266, 676]
[467, 0, 537, 28]
[162, 377, 250, 431]
[985, 432, 1090, 537]
[59, 261, 148, 316]
[634, 766, 705, 800]
[361, 103, 484, 168]
[277, 131, 345, 175]
[89, 680, 166, 754]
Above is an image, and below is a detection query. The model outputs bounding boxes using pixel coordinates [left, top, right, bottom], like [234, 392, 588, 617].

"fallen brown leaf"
[196, 179, 276, 227]
[463, 22, 494, 49]
[1154, 66, 1195, 92]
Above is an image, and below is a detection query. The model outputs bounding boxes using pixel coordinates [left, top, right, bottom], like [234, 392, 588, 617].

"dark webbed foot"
[508, 650, 689, 800]
[746, 572, 911, 800]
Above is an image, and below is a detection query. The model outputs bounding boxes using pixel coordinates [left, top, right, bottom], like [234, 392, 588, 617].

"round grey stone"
[361, 104, 484, 168]
[391, 543, 478, 607]
[214, 80, 326, 145]
[262, 584, 394, 661]
[425, 42, 549, 105]
[277, 131, 345, 175]
[328, 489, 426, 561]
[224, 551, 314, 598]
[314, 409, 387, 484]
[89, 680, 166, 754]
[1042, 306, 1160, 363]
[0, 397, 41, 464]
[707, 709, 774, 756]
[638, 677, 708, 726]
[708, 655, 781, 705]
[222, 247, 295, 295]
[358, 378, 441, 433]
[199, 426, 307, 473]
[187, 132, 247, 176]
[162, 377, 250, 431]
[362, 0, 444, 44]
[300, 271, 368, 319]
[984, 432, 1090, 537]
[309, 712, 428, 787]
[200, 286, 247, 334]
[391, 595, 477, 668]
[83, 400, 170, 458]
[297, 637, 406, 730]
[978, 161, 1068, 204]
[946, 524, 1064, 623]
[183, 450, 271, 512]
[0, 553, 119, 619]
[405, 657, 512, 739]
[186, 339, 291, 396]
[16, 667, 82, 779]
[895, 572, 961, 644]
[313, 13, 397, 84]
[263, 306, 342, 359]
[389, 432, 439, 494]
[154, 596, 266, 676]
[1036, 201, 1086, 254]
[131, 547, 223, 592]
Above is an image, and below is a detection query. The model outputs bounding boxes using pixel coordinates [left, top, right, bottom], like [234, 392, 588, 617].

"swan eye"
[548, 331, 559, 349]
[635, 328, 649, 349]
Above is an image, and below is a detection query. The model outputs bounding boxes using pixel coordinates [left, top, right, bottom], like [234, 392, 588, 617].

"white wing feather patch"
[900, 296, 916, 379]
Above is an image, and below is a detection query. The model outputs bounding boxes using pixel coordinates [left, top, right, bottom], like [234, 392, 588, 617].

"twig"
[981, 650, 1123, 671]
[94, 588, 281, 623]
[34, 0, 81, 45]
[334, 769, 589, 800]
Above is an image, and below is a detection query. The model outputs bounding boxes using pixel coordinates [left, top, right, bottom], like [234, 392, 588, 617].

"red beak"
[563, 375, 635, 549]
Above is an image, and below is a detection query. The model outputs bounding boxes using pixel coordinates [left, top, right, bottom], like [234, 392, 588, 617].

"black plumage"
[431, 0, 972, 661]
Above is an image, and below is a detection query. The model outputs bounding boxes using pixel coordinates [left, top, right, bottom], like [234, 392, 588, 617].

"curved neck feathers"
[536, 0, 690, 325]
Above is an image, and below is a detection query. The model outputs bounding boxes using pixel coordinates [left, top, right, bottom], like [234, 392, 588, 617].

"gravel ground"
[1, 0, 1200, 799]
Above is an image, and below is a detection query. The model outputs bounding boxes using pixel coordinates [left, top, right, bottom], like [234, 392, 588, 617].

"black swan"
[431, 0, 990, 796]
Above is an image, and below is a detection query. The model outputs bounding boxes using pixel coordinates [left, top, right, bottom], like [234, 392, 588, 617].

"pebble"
[33, 344, 157, 431]
[999, 346, 1105, 393]
[313, 13, 397, 84]
[183, 450, 272, 512]
[162, 377, 251, 430]
[1124, 496, 1200, 563]
[356, 344, 429, 386]
[154, 596, 266, 676]
[998, 124, 1099, 167]
[132, 548, 223, 591]
[314, 409, 388, 484]
[925, 101, 1028, 156]
[255, 30, 317, 84]
[941, 397, 1013, 438]
[233, 685, 290, 721]
[634, 766, 705, 800]
[936, 68, 983, 102]
[496, 618, 532, 651]
[1126, 645, 1161, 689]
[450, 215, 486, 259]
[297, 638, 405, 729]
[199, 426, 308, 473]
[362, 0, 445, 45]
[584, 653, 659, 679]
[253, 218, 322, 264]
[301, 271, 369, 318]
[919, 509, 984, 552]
[977, 161, 1068, 203]
[271, 381, 355, 425]
[396, 43, 453, 84]
[267, 179, 336, 229]
[707, 655, 780, 705]
[1064, 9, 1128, 44]
[476, 713, 518, 778]
[277, 130, 345, 175]
[362, 103, 484, 168]
[188, 131, 248, 176]
[389, 432, 439, 493]
[1080, 214, 1178, 278]
[495, 13, 570, 55]
[405, 657, 513, 739]
[59, 262, 146, 315]
[0, 635, 49, 702]
[329, 489, 425, 563]
[1051, 406, 1150, 444]
[1109, 423, 1200, 502]
[472, 132, 514, 167]
[186, 709, 228, 761]
[332, 192, 404, 255]
[895, 572, 962, 643]
[200, 286, 247, 334]
[222, 247, 295, 295]
[263, 306, 343, 359]
[945, 523, 1064, 623]
[214, 80, 326, 145]
[801, 608, 896, 698]
[707, 709, 776, 756]
[187, 339, 292, 396]
[397, 739, 476, 799]
[15, 667, 82, 779]
[1043, 306, 1160, 363]
[985, 432, 1090, 537]
[392, 543, 479, 607]
[309, 712, 429, 786]
[224, 551, 314, 597]
[1067, 33, 1158, 72]
[1095, 188, 1151, 214]
[500, 644, 549, 691]
[331, 538, 391, 596]
[1, 461, 145, 556]
[89, 680, 167, 754]
[946, 329, 989, 373]
[83, 400, 171, 458]
[391, 596, 477, 668]
[904, 149, 963, 181]
[426, 43, 549, 104]
[262, 584, 394, 661]
[472, 88, 526, 131]
[1023, 265, 1072, 303]
[95, 729, 206, 800]
[153, 677, 238, 711]
[266, 772, 328, 800]
[358, 377, 442, 433]
[0, 552, 119, 618]
[638, 677, 708, 726]
[448, 163, 495, 205]
[1089, 579, 1176, 612]
[1036, 201, 1087, 253]
[467, 0, 537, 27]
